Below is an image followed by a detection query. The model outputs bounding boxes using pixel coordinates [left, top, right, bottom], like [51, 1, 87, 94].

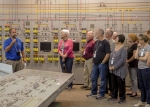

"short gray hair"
[107, 30, 113, 36]
[97, 28, 104, 36]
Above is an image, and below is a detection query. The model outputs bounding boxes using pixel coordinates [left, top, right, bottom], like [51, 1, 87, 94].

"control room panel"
[0, 0, 149, 84]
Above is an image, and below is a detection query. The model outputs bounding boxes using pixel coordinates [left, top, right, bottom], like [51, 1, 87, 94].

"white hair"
[62, 29, 69, 36]
[88, 31, 94, 38]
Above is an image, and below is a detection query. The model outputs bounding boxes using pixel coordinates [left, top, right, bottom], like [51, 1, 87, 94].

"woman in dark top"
[126, 34, 138, 97]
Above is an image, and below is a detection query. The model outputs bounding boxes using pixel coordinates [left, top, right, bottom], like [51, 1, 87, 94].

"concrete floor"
[55, 85, 141, 107]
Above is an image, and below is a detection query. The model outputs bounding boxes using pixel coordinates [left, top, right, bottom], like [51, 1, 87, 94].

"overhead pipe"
[0, 13, 149, 16]
[0, 2, 149, 6]
[0, 18, 149, 21]
[17, 0, 18, 20]
[79, 0, 82, 29]
[68, 0, 69, 29]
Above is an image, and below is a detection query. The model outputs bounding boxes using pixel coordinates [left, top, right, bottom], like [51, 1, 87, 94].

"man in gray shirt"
[105, 29, 116, 94]
[105, 30, 116, 51]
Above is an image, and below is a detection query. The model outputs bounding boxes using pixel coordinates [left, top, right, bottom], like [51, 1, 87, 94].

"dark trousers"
[111, 73, 126, 100]
[60, 57, 73, 88]
[138, 68, 150, 104]
[106, 66, 112, 93]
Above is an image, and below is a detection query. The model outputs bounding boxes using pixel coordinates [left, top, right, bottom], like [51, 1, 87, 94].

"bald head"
[97, 29, 104, 36]
[87, 31, 94, 41]
[106, 27, 112, 32]
[112, 32, 118, 40]
[105, 29, 113, 40]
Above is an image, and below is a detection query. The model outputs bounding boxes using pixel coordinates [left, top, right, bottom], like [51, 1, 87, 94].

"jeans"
[138, 68, 150, 104]
[60, 57, 74, 88]
[91, 63, 107, 96]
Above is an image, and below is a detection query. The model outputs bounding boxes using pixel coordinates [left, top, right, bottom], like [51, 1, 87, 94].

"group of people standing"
[4, 27, 150, 107]
[58, 28, 150, 107]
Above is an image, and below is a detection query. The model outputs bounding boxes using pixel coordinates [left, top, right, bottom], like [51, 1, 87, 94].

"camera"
[17, 52, 20, 56]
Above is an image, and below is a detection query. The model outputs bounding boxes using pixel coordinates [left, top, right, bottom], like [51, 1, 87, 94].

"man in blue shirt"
[4, 28, 26, 72]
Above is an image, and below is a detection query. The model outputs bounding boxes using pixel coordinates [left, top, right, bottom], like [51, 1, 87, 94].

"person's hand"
[137, 43, 141, 48]
[60, 52, 64, 58]
[62, 58, 65, 62]
[61, 55, 65, 59]
[111, 66, 115, 70]
[22, 58, 26, 63]
[126, 60, 129, 63]
[11, 39, 16, 44]
[63, 54, 67, 58]
[109, 66, 114, 71]
[109, 67, 112, 71]
[147, 57, 150, 66]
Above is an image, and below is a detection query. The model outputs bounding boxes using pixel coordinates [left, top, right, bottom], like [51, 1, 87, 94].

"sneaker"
[118, 100, 126, 104]
[80, 85, 88, 89]
[68, 87, 72, 90]
[134, 101, 146, 107]
[108, 97, 117, 101]
[86, 93, 97, 97]
[96, 94, 104, 100]
[145, 104, 150, 107]
[108, 93, 112, 96]
[126, 92, 133, 95]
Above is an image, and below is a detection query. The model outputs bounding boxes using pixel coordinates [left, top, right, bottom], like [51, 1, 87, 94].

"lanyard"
[61, 41, 65, 55]
[95, 41, 102, 52]
[111, 50, 116, 58]
[61, 41, 65, 50]
[15, 39, 20, 52]
[110, 50, 116, 65]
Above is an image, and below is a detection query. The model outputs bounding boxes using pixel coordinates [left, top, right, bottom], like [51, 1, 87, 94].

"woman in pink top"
[58, 29, 74, 90]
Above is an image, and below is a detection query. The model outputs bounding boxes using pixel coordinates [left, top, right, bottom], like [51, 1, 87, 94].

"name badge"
[140, 49, 144, 57]
[20, 51, 22, 57]
[93, 51, 96, 58]
[61, 49, 64, 55]
[111, 57, 114, 64]
[83, 51, 85, 55]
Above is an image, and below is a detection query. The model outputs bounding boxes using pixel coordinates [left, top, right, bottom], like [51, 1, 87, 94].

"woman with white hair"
[58, 29, 74, 90]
